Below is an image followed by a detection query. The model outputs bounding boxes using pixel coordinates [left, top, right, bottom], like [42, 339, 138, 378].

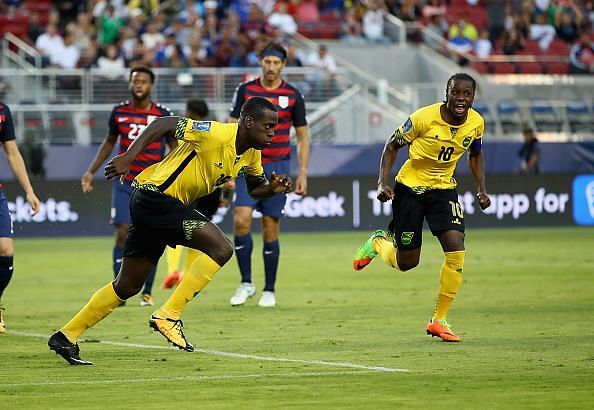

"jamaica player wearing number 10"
[353, 73, 492, 342]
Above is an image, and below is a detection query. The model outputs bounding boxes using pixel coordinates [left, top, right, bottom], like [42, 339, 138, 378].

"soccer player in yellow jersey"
[353, 73, 492, 342]
[48, 97, 293, 365]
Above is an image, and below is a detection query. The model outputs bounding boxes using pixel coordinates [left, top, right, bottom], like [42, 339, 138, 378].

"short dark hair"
[129, 66, 155, 83]
[240, 96, 277, 120]
[186, 99, 209, 118]
[446, 72, 477, 95]
[258, 41, 287, 61]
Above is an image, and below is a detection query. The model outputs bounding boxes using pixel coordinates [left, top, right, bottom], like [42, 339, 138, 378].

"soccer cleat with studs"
[139, 293, 154, 307]
[149, 315, 194, 352]
[48, 331, 94, 365]
[426, 318, 461, 342]
[353, 230, 388, 271]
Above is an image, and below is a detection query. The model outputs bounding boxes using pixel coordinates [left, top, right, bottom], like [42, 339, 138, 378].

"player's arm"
[81, 133, 117, 192]
[377, 129, 407, 202]
[293, 91, 309, 195]
[245, 172, 292, 199]
[105, 116, 180, 180]
[227, 84, 244, 123]
[2, 140, 40, 215]
[467, 139, 491, 210]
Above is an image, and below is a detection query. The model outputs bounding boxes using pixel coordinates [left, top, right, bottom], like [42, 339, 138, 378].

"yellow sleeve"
[394, 109, 423, 145]
[476, 117, 485, 140]
[244, 150, 264, 177]
[174, 117, 214, 143]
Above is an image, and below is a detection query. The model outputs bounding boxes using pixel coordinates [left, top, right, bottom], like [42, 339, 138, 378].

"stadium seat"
[497, 100, 524, 134]
[469, 61, 489, 74]
[472, 99, 496, 135]
[546, 62, 569, 75]
[530, 98, 562, 132]
[492, 63, 518, 74]
[518, 62, 544, 74]
[566, 100, 592, 133]
[48, 112, 76, 144]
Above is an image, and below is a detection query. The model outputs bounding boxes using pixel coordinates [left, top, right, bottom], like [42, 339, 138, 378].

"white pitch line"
[9, 330, 409, 373]
[1, 370, 376, 388]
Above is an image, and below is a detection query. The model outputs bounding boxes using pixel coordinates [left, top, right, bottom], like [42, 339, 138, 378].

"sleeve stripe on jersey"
[175, 117, 189, 140]
[158, 150, 197, 192]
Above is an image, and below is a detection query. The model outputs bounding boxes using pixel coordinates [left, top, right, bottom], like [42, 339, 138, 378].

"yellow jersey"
[133, 118, 264, 205]
[393, 103, 484, 193]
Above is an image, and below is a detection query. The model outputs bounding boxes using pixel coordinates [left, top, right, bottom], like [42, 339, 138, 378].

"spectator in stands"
[242, 4, 268, 41]
[26, 12, 44, 45]
[98, 5, 125, 45]
[447, 29, 474, 64]
[97, 44, 126, 76]
[423, 0, 447, 19]
[424, 14, 449, 50]
[285, 42, 305, 66]
[128, 0, 160, 22]
[475, 28, 494, 58]
[35, 24, 64, 67]
[66, 12, 96, 52]
[296, 0, 320, 22]
[535, 0, 552, 13]
[518, 127, 540, 175]
[141, 21, 166, 51]
[529, 13, 556, 50]
[267, 2, 298, 36]
[569, 29, 594, 73]
[554, 0, 586, 44]
[501, 26, 526, 54]
[57, 32, 80, 69]
[393, 0, 422, 22]
[78, 43, 99, 69]
[306, 44, 338, 101]
[485, 0, 506, 45]
[341, 7, 365, 44]
[19, 128, 46, 179]
[362, 0, 391, 43]
[448, 15, 479, 42]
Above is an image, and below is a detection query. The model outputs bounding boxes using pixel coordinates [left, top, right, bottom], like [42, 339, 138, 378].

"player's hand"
[270, 171, 293, 194]
[477, 192, 491, 210]
[294, 172, 307, 196]
[105, 154, 132, 184]
[81, 171, 93, 193]
[377, 183, 394, 203]
[26, 191, 40, 216]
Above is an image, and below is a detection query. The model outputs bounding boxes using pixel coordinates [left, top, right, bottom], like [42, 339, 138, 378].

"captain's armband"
[391, 129, 408, 148]
[469, 139, 482, 156]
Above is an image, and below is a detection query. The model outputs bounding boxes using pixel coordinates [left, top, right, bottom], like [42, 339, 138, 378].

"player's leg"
[231, 174, 258, 305]
[0, 191, 14, 334]
[161, 246, 184, 289]
[354, 183, 423, 271]
[152, 209, 232, 351]
[425, 189, 466, 342]
[111, 181, 129, 280]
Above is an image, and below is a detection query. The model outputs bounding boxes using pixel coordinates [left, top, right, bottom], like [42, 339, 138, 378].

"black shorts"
[388, 183, 465, 250]
[192, 188, 220, 221]
[123, 189, 211, 264]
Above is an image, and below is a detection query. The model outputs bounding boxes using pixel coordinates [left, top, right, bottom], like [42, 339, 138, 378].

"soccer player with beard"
[81, 66, 177, 307]
[228, 41, 310, 308]
[353, 73, 492, 342]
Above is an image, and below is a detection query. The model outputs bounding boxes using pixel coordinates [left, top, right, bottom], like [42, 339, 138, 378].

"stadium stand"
[566, 100, 592, 134]
[497, 100, 524, 134]
[530, 98, 562, 133]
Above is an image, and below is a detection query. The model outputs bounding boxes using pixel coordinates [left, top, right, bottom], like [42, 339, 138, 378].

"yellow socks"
[166, 246, 184, 274]
[373, 236, 400, 270]
[155, 253, 221, 320]
[433, 250, 465, 320]
[61, 283, 123, 343]
[183, 248, 199, 275]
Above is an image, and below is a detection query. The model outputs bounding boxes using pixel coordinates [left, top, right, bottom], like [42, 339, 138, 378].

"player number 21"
[438, 146, 454, 161]
[449, 201, 464, 218]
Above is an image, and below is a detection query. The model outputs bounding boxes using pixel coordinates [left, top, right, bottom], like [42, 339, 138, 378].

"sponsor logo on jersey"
[450, 127, 459, 138]
[213, 162, 223, 169]
[192, 121, 211, 132]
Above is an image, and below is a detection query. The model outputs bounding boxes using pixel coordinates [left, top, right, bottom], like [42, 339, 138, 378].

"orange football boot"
[426, 318, 461, 342]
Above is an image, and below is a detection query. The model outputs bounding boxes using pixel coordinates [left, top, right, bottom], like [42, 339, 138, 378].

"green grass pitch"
[1, 228, 593, 408]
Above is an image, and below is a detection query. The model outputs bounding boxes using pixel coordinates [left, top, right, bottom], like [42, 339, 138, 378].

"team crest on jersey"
[450, 127, 459, 138]
[278, 96, 289, 109]
[401, 232, 414, 245]
[402, 117, 413, 133]
[192, 121, 211, 132]
[462, 136, 472, 148]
